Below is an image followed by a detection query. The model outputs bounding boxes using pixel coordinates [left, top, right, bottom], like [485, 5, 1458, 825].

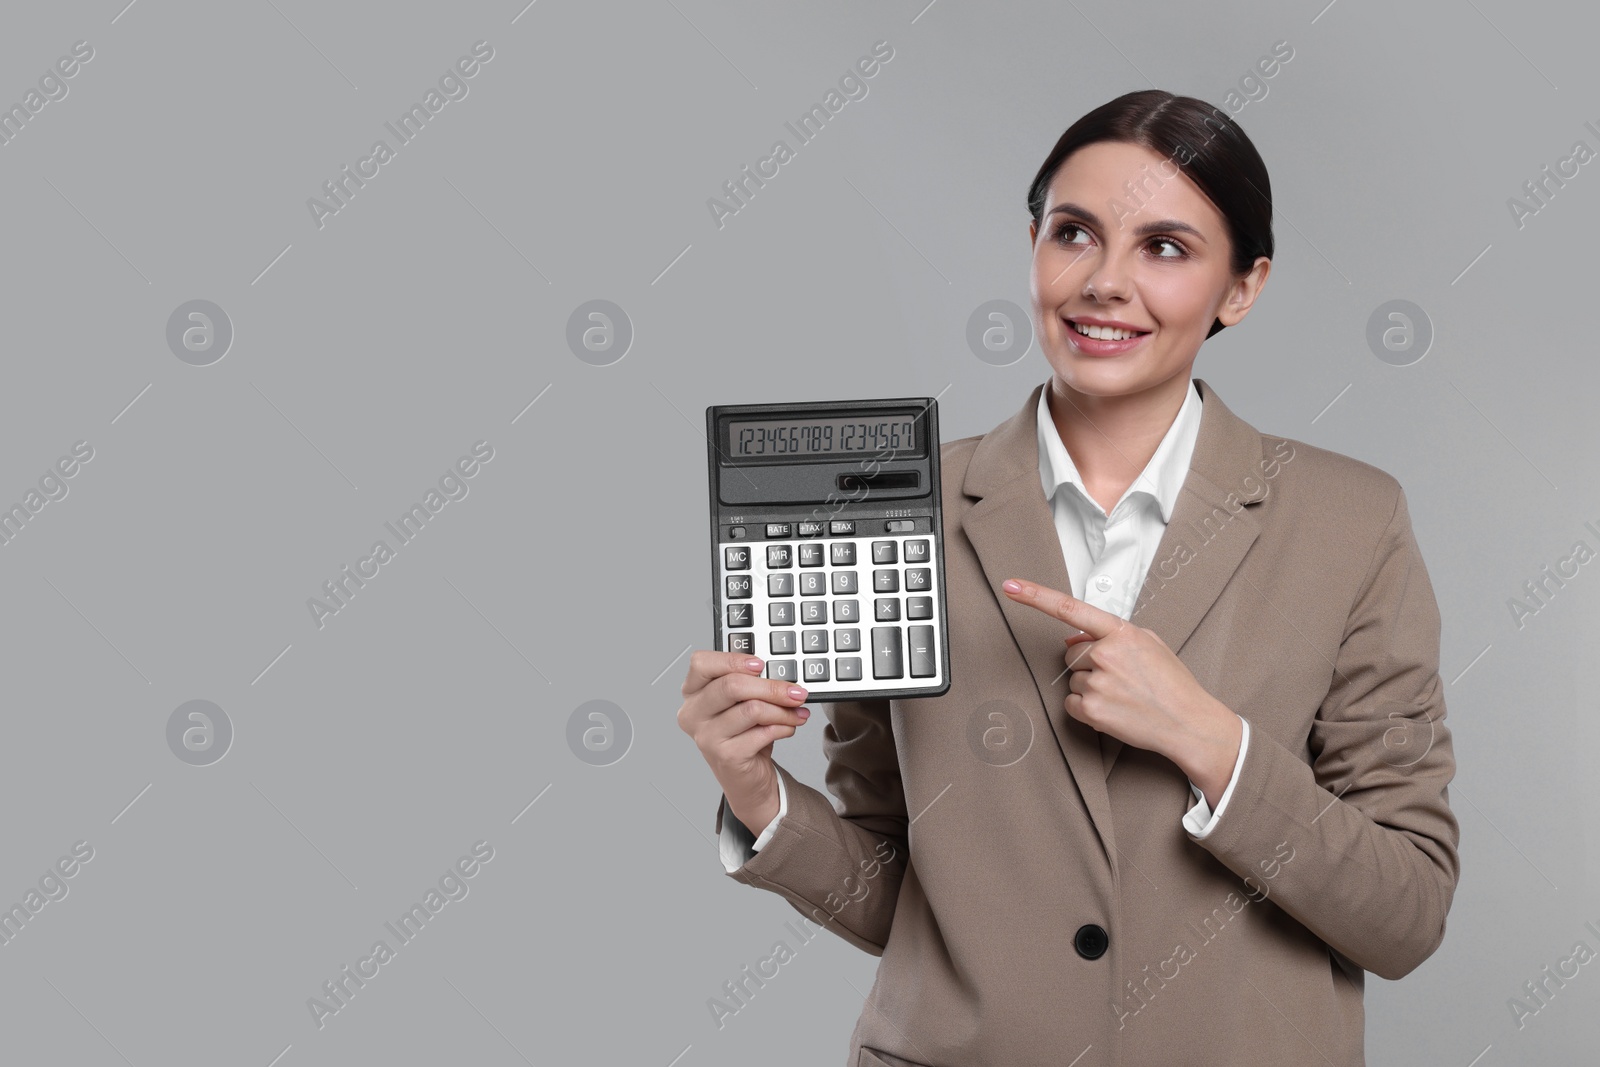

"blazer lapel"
[960, 377, 1270, 863]
[1100, 377, 1269, 774]
[962, 381, 1116, 866]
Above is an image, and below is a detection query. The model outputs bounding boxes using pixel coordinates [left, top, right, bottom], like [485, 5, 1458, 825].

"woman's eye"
[1053, 221, 1088, 245]
[1150, 237, 1187, 258]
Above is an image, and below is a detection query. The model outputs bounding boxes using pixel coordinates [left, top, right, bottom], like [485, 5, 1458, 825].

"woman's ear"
[1217, 256, 1272, 329]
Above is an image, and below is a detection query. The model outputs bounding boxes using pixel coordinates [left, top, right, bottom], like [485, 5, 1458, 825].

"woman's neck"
[1045, 374, 1193, 515]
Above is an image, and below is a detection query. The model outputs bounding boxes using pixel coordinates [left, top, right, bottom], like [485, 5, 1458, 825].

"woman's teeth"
[1072, 322, 1145, 341]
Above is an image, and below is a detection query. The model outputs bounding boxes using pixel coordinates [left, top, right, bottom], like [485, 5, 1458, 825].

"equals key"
[908, 625, 935, 678]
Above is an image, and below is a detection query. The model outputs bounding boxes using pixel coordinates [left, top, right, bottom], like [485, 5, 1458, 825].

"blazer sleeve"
[1189, 483, 1461, 980]
[714, 696, 909, 956]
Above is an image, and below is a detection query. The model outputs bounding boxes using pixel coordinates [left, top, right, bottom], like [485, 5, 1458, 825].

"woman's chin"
[1048, 354, 1143, 393]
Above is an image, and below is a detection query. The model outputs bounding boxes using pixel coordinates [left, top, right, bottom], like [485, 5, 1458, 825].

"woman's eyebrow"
[1047, 201, 1208, 243]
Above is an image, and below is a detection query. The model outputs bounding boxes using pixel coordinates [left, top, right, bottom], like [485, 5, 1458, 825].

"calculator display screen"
[727, 414, 920, 459]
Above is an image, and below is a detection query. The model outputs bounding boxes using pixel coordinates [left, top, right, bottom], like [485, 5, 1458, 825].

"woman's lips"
[1064, 319, 1150, 356]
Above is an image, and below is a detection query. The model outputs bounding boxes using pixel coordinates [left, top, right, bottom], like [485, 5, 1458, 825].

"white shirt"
[719, 379, 1249, 872]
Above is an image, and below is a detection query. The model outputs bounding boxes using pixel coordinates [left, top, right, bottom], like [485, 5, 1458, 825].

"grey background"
[0, 0, 1594, 1064]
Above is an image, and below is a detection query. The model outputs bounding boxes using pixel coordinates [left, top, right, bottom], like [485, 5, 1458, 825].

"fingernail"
[787, 686, 807, 700]
[1003, 579, 1022, 593]
[745, 657, 763, 672]
[797, 708, 811, 719]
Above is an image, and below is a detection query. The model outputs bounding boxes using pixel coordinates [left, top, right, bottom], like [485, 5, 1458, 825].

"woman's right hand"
[678, 651, 812, 839]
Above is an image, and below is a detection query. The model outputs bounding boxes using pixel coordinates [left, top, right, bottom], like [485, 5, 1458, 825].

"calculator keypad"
[718, 531, 942, 695]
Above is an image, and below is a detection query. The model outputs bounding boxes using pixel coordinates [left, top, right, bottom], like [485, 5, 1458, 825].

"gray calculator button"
[872, 540, 898, 564]
[768, 573, 794, 596]
[906, 596, 933, 620]
[803, 658, 830, 682]
[871, 627, 904, 679]
[875, 598, 901, 622]
[800, 600, 827, 624]
[770, 630, 797, 655]
[769, 602, 795, 626]
[830, 543, 856, 566]
[799, 572, 827, 596]
[767, 545, 793, 568]
[905, 568, 930, 591]
[766, 523, 791, 538]
[799, 543, 825, 567]
[767, 659, 799, 682]
[904, 539, 930, 563]
[833, 599, 860, 623]
[727, 603, 752, 627]
[725, 546, 751, 569]
[830, 520, 855, 535]
[729, 632, 754, 654]
[873, 569, 899, 593]
[726, 574, 753, 599]
[797, 521, 825, 537]
[909, 625, 936, 678]
[802, 629, 828, 653]
[836, 656, 862, 681]
[831, 571, 859, 595]
[834, 627, 861, 652]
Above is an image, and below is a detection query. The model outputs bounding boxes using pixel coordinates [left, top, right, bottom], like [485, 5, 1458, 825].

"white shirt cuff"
[717, 774, 788, 873]
[1183, 716, 1249, 839]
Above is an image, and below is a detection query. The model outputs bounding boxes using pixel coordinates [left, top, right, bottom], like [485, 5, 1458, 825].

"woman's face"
[1029, 139, 1266, 399]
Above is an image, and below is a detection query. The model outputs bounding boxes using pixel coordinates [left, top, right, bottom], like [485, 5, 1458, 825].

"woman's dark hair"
[1027, 90, 1273, 338]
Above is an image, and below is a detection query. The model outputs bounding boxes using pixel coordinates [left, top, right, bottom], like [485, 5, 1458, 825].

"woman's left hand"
[1001, 577, 1241, 794]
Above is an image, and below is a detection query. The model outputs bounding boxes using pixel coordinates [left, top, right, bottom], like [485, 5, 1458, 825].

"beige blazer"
[716, 378, 1460, 1067]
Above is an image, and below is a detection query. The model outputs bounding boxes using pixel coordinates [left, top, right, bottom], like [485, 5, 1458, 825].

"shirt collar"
[1036, 377, 1203, 523]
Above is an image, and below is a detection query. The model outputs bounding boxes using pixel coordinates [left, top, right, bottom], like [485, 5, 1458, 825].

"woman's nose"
[1082, 254, 1131, 301]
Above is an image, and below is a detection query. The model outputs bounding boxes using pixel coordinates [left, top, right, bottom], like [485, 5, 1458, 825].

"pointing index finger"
[1001, 577, 1120, 639]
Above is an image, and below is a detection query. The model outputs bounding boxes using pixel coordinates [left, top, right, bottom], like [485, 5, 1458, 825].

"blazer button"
[1075, 923, 1108, 960]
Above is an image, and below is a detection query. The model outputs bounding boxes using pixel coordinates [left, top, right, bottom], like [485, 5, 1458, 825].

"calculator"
[705, 397, 950, 701]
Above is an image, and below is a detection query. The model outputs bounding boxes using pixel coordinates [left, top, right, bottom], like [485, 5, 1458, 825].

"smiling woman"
[689, 89, 1460, 1067]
